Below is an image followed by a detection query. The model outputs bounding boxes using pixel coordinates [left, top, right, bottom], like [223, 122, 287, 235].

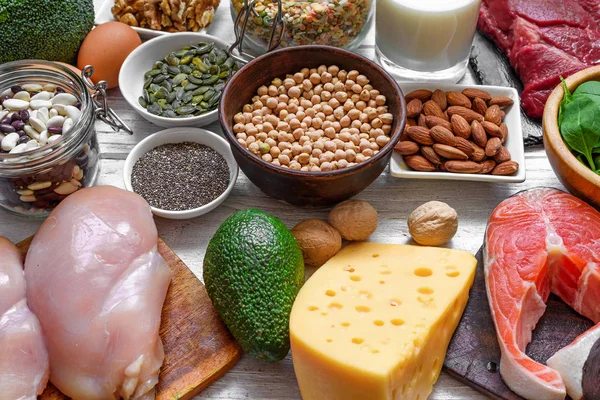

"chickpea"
[328, 65, 340, 76]
[266, 85, 277, 96]
[323, 82, 335, 92]
[252, 101, 261, 110]
[376, 106, 389, 115]
[333, 138, 345, 149]
[247, 126, 259, 137]
[364, 107, 378, 120]
[380, 113, 393, 124]
[243, 104, 253, 113]
[262, 153, 273, 162]
[358, 113, 369, 124]
[370, 118, 383, 129]
[296, 111, 306, 121]
[368, 99, 377, 108]
[338, 159, 349, 169]
[278, 141, 292, 151]
[376, 135, 391, 147]
[344, 79, 355, 91]
[264, 97, 277, 109]
[320, 152, 334, 163]
[291, 143, 303, 155]
[283, 78, 296, 90]
[261, 107, 271, 115]
[351, 120, 362, 129]
[362, 148, 374, 158]
[313, 140, 325, 151]
[233, 123, 246, 133]
[309, 68, 318, 75]
[299, 135, 310, 145]
[312, 148, 323, 158]
[356, 101, 367, 111]
[277, 154, 290, 165]
[282, 149, 293, 158]
[321, 72, 333, 83]
[370, 128, 384, 139]
[369, 141, 379, 151]
[312, 117, 323, 129]
[323, 140, 336, 152]
[301, 144, 312, 154]
[288, 86, 301, 98]
[276, 121, 290, 132]
[313, 104, 323, 114]
[355, 153, 366, 163]
[298, 153, 310, 164]
[303, 108, 315, 118]
[364, 84, 373, 91]
[234, 113, 245, 123]
[247, 136, 257, 145]
[328, 98, 341, 109]
[248, 141, 260, 154]
[254, 131, 266, 141]
[304, 73, 318, 85]
[360, 89, 371, 102]
[334, 91, 347, 103]
[320, 162, 333, 171]
[347, 108, 360, 120]
[343, 99, 355, 112]
[338, 131, 351, 142]
[273, 159, 281, 166]
[359, 139, 371, 151]
[301, 166, 309, 171]
[293, 72, 304, 83]
[301, 68, 310, 78]
[313, 85, 323, 96]
[375, 95, 386, 106]
[308, 130, 320, 142]
[350, 134, 360, 146]
[309, 157, 320, 166]
[350, 84, 362, 94]
[320, 91, 332, 102]
[346, 149, 357, 161]
[370, 89, 380, 99]
[310, 165, 320, 172]
[238, 138, 248, 148]
[301, 80, 312, 92]
[359, 133, 370, 140]
[339, 115, 351, 128]
[251, 116, 262, 125]
[332, 121, 342, 132]
[301, 99, 312, 109]
[344, 142, 355, 151]
[382, 124, 392, 134]
[333, 81, 345, 92]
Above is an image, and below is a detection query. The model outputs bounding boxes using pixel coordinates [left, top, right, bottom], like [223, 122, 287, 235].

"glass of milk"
[376, 0, 481, 82]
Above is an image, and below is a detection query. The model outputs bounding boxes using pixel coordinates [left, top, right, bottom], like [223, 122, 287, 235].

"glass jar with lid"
[230, 0, 374, 52]
[0, 61, 129, 218]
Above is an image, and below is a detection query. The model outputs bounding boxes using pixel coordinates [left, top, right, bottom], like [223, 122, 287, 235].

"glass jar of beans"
[0, 61, 101, 218]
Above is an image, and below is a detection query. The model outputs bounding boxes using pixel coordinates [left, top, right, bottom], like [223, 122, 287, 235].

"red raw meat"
[478, 0, 600, 118]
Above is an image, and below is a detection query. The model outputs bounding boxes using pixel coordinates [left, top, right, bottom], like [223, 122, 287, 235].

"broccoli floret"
[0, 0, 94, 64]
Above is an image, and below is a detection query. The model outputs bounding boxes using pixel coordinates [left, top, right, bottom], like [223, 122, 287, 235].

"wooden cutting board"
[16, 236, 242, 400]
[444, 247, 593, 400]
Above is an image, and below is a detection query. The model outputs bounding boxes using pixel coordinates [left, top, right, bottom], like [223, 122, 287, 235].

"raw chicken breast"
[25, 186, 172, 400]
[0, 236, 49, 400]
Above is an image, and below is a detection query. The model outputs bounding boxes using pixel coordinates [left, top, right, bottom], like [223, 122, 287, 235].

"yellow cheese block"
[290, 242, 476, 400]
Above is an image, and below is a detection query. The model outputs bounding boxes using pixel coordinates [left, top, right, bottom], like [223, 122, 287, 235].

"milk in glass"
[376, 0, 481, 82]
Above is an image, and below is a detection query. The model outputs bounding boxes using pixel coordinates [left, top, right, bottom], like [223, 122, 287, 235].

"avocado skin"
[203, 209, 305, 362]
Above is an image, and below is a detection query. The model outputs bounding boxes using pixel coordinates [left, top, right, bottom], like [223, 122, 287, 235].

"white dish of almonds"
[389, 83, 526, 183]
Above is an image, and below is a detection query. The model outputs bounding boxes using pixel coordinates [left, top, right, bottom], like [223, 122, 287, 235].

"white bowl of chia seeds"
[124, 127, 238, 219]
[119, 32, 237, 128]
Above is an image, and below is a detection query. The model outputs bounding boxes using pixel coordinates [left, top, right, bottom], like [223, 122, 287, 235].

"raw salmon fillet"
[484, 188, 600, 400]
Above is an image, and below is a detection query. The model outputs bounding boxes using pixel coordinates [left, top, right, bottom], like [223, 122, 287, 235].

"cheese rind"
[290, 242, 476, 400]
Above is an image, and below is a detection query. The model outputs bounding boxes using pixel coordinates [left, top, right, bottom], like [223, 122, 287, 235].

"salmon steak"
[484, 188, 600, 400]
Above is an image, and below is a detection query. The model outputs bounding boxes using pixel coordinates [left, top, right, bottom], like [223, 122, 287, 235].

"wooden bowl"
[219, 46, 406, 206]
[543, 65, 600, 209]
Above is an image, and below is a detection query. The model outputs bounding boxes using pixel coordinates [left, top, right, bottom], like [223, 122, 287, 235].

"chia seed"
[131, 142, 230, 211]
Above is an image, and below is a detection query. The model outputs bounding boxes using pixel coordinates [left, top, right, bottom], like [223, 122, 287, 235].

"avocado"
[203, 209, 305, 362]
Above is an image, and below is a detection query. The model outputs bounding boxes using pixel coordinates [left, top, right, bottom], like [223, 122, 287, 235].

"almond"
[472, 97, 488, 116]
[479, 159, 497, 174]
[405, 89, 432, 102]
[485, 105, 503, 125]
[447, 91, 472, 108]
[454, 137, 475, 157]
[406, 98, 423, 118]
[481, 120, 502, 137]
[407, 126, 434, 145]
[431, 89, 447, 110]
[462, 88, 492, 101]
[405, 154, 436, 172]
[485, 137, 502, 157]
[471, 120, 488, 147]
[494, 146, 511, 163]
[451, 114, 471, 139]
[423, 100, 446, 120]
[447, 106, 484, 123]
[400, 126, 411, 141]
[421, 146, 443, 165]
[425, 115, 453, 131]
[394, 141, 420, 155]
[445, 160, 483, 174]
[488, 96, 514, 108]
[433, 143, 469, 160]
[430, 125, 457, 146]
[499, 123, 508, 143]
[418, 113, 428, 128]
[469, 141, 486, 162]
[492, 160, 519, 175]
[406, 118, 417, 127]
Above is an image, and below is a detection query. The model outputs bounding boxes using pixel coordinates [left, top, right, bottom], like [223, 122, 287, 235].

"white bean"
[65, 105, 81, 122]
[49, 108, 58, 118]
[13, 91, 30, 101]
[31, 91, 52, 101]
[62, 118, 73, 134]
[22, 84, 43, 92]
[39, 130, 48, 145]
[51, 93, 77, 106]
[9, 143, 27, 154]
[52, 104, 67, 115]
[0, 110, 8, 121]
[46, 116, 64, 128]
[37, 107, 49, 123]
[48, 134, 61, 144]
[29, 117, 46, 133]
[0, 88, 13, 98]
[1, 132, 19, 151]
[29, 100, 53, 110]
[24, 125, 40, 140]
[3, 99, 29, 111]
[24, 140, 40, 151]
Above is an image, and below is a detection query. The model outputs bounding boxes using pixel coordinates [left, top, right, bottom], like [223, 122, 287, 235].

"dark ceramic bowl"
[219, 45, 406, 206]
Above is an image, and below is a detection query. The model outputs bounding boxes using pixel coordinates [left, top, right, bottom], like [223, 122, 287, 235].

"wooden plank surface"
[445, 248, 593, 400]
[16, 237, 241, 400]
[0, 4, 561, 399]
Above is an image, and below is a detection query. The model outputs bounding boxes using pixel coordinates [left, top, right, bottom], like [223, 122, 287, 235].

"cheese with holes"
[290, 242, 476, 400]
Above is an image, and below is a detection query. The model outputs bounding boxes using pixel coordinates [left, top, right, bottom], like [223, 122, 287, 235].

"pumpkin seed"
[195, 43, 214, 54]
[154, 87, 169, 99]
[184, 83, 199, 91]
[176, 105, 196, 115]
[173, 49, 187, 58]
[175, 87, 185, 100]
[182, 91, 194, 104]
[152, 74, 167, 84]
[180, 55, 193, 65]
[187, 75, 204, 85]
[147, 103, 161, 115]
[166, 91, 177, 103]
[138, 96, 147, 108]
[143, 77, 152, 89]
[145, 69, 161, 78]
[172, 100, 182, 109]
[172, 73, 187, 86]
[166, 54, 180, 66]
[167, 66, 181, 75]
[180, 65, 193, 74]
[203, 75, 219, 85]
[191, 86, 211, 96]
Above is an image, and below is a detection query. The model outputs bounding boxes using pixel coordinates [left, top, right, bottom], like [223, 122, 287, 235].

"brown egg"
[77, 22, 142, 89]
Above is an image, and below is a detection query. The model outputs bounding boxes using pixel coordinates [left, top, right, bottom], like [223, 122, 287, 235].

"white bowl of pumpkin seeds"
[119, 32, 238, 128]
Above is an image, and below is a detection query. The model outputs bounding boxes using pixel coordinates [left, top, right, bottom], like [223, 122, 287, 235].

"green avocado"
[203, 209, 305, 362]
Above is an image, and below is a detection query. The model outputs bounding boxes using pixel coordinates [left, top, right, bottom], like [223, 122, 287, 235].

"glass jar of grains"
[230, 0, 374, 51]
[0, 61, 121, 218]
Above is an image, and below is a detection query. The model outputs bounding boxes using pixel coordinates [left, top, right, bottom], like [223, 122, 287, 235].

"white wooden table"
[0, 5, 563, 399]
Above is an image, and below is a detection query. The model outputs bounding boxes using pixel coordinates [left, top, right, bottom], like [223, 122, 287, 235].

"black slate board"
[469, 33, 544, 146]
[444, 246, 594, 400]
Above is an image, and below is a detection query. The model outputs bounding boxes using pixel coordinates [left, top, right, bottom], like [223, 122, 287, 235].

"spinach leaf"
[574, 81, 600, 110]
[559, 78, 574, 129]
[560, 95, 600, 170]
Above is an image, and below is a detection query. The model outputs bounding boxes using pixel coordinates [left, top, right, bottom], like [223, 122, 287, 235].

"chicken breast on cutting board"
[24, 186, 172, 400]
[0, 236, 49, 400]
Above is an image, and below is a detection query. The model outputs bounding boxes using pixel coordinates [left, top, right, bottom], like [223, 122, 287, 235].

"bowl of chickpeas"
[219, 45, 406, 206]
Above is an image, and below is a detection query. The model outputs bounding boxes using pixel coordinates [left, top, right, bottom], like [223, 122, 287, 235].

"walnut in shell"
[292, 219, 342, 267]
[408, 201, 458, 246]
[328, 200, 378, 241]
